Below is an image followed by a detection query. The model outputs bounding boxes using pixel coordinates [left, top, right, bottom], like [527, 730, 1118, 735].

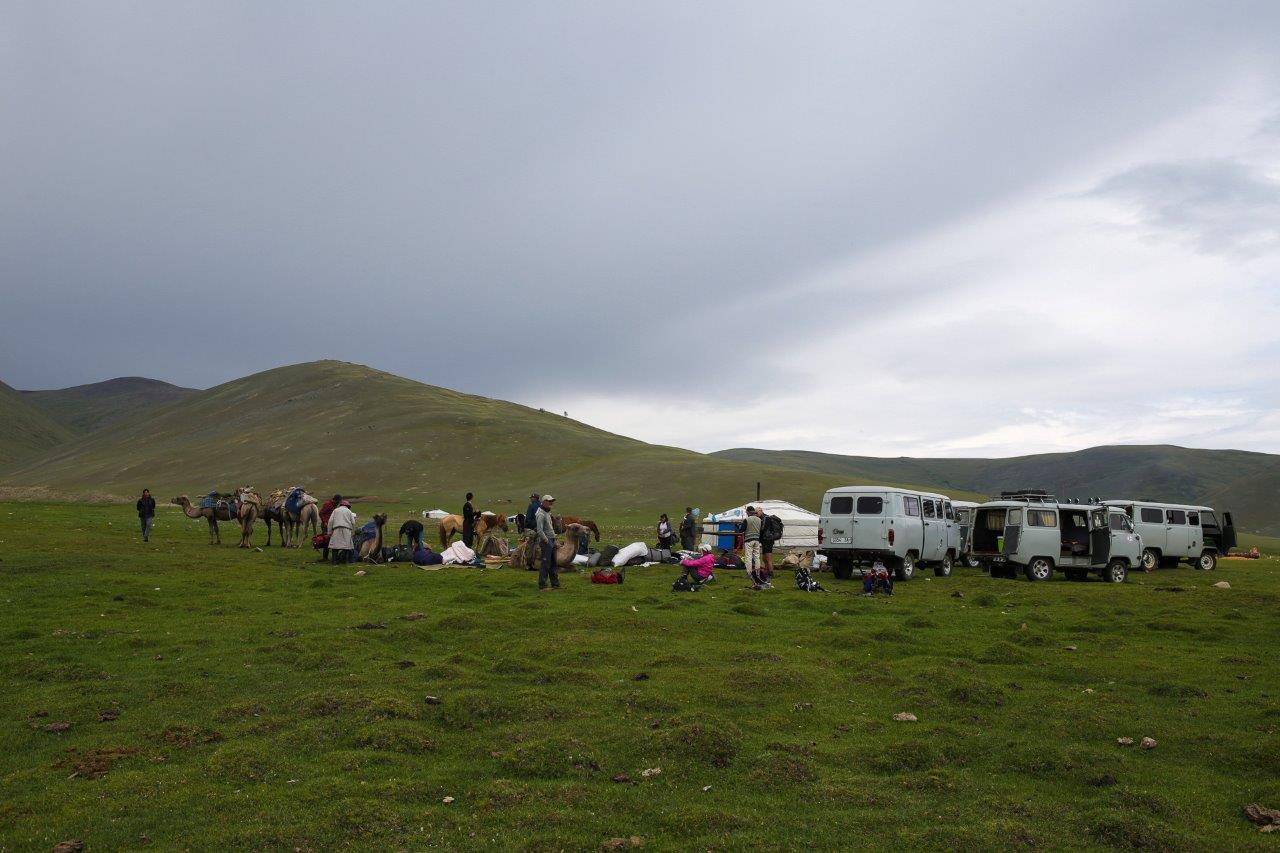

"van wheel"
[1140, 548, 1159, 572]
[934, 554, 953, 577]
[1024, 558, 1053, 582]
[965, 556, 981, 568]
[1197, 551, 1217, 571]
[896, 553, 916, 581]
[1105, 559, 1128, 583]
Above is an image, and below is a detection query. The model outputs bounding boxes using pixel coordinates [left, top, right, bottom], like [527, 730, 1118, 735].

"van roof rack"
[999, 489, 1057, 503]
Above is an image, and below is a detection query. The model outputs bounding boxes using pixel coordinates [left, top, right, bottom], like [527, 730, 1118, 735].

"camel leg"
[265, 518, 273, 547]
[209, 517, 220, 545]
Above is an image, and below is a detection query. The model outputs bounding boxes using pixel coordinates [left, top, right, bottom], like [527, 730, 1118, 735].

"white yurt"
[700, 499, 820, 549]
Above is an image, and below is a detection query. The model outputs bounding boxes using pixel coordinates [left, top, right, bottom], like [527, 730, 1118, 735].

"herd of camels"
[170, 487, 604, 564]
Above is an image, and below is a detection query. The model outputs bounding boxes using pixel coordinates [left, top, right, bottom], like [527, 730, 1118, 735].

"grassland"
[1, 502, 1277, 850]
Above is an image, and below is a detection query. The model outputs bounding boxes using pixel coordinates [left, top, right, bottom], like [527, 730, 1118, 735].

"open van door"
[1090, 510, 1110, 566]
[1222, 511, 1237, 550]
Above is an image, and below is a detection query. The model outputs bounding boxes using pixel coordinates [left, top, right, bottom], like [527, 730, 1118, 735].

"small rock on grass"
[401, 612, 427, 621]
[950, 591, 963, 598]
[1063, 645, 1078, 651]
[98, 709, 120, 722]
[640, 767, 661, 778]
[424, 695, 442, 705]
[52, 841, 84, 853]
[1141, 737, 1157, 749]
[892, 712, 917, 722]
[44, 722, 72, 733]
[354, 570, 367, 576]
[442, 796, 455, 804]
[1117, 737, 1134, 746]
[612, 773, 632, 784]
[1243, 803, 1280, 832]
[601, 836, 643, 850]
[1213, 581, 1231, 589]
[353, 622, 386, 630]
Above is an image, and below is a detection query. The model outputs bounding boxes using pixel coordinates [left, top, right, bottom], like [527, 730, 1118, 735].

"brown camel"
[438, 512, 507, 547]
[233, 487, 261, 548]
[357, 513, 388, 563]
[172, 494, 241, 545]
[554, 523, 591, 567]
[262, 489, 288, 547]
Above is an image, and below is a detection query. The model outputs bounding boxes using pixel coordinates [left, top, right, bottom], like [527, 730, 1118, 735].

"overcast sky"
[3, 1, 1279, 457]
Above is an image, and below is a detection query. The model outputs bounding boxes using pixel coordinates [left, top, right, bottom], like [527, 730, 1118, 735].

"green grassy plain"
[2, 503, 1278, 851]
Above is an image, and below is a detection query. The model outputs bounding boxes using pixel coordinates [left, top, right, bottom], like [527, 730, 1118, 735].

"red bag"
[591, 570, 619, 584]
[312, 533, 330, 550]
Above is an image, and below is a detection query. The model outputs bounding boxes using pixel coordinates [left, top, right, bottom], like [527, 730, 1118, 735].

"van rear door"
[921, 499, 945, 561]
[1090, 510, 1110, 565]
[851, 493, 889, 550]
[821, 493, 854, 547]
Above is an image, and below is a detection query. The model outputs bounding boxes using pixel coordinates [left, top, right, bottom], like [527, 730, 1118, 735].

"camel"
[357, 513, 388, 563]
[554, 523, 592, 567]
[262, 489, 289, 547]
[283, 491, 321, 548]
[437, 512, 507, 547]
[233, 487, 261, 548]
[172, 494, 239, 545]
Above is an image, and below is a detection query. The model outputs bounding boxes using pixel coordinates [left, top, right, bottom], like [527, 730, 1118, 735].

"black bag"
[599, 545, 620, 566]
[762, 514, 784, 543]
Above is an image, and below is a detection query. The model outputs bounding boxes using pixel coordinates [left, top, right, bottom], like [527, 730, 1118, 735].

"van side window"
[944, 502, 954, 520]
[904, 496, 921, 517]
[1201, 511, 1217, 527]
[828, 496, 853, 515]
[856, 496, 883, 515]
[1139, 508, 1163, 524]
[956, 509, 969, 524]
[1027, 510, 1057, 527]
[1110, 513, 1131, 532]
[1187, 512, 1199, 526]
[1167, 509, 1186, 525]
[923, 500, 936, 518]
[1008, 508, 1023, 525]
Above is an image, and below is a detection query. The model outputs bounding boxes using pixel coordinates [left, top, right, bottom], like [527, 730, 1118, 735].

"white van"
[1102, 500, 1236, 571]
[951, 500, 980, 567]
[818, 486, 959, 581]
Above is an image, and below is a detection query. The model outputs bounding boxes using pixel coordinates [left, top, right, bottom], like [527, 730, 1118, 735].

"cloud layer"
[2, 1, 1278, 456]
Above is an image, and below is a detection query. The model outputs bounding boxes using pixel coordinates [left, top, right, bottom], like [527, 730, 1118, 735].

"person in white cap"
[535, 494, 560, 590]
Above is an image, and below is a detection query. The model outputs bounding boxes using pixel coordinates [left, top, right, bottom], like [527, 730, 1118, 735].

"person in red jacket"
[318, 494, 339, 563]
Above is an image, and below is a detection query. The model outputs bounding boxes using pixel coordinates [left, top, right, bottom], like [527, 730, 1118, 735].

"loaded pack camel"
[283, 492, 321, 548]
[554, 515, 600, 542]
[262, 490, 289, 547]
[437, 512, 507, 547]
[172, 494, 237, 545]
[233, 487, 261, 548]
[357, 514, 388, 563]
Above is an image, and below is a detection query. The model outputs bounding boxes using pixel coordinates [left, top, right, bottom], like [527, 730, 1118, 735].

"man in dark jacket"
[462, 492, 478, 549]
[679, 507, 696, 551]
[524, 493, 541, 532]
[136, 489, 156, 542]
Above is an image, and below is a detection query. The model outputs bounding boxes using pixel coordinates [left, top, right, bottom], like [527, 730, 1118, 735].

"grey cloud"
[1090, 159, 1280, 256]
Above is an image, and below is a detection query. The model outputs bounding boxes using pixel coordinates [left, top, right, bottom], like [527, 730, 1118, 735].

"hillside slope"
[21, 377, 197, 434]
[1, 361, 917, 514]
[714, 446, 1280, 534]
[0, 381, 76, 467]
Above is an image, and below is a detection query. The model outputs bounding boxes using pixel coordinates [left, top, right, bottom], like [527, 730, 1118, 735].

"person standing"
[328, 498, 356, 565]
[318, 494, 339, 563]
[742, 506, 768, 589]
[535, 494, 560, 590]
[136, 489, 156, 542]
[656, 513, 676, 550]
[462, 492, 478, 549]
[524, 493, 541, 532]
[760, 511, 777, 583]
[679, 507, 696, 551]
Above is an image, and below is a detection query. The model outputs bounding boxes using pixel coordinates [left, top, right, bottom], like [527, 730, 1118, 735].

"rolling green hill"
[0, 380, 76, 467]
[714, 446, 1280, 534]
[0, 361, 916, 515]
[20, 376, 196, 434]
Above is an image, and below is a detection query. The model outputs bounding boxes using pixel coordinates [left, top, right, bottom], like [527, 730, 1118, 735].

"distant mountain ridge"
[0, 380, 76, 467]
[712, 446, 1280, 534]
[21, 376, 197, 434]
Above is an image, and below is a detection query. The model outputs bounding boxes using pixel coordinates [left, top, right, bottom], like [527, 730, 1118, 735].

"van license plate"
[829, 536, 851, 544]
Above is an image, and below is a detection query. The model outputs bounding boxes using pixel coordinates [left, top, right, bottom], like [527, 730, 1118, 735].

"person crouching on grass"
[136, 488, 156, 542]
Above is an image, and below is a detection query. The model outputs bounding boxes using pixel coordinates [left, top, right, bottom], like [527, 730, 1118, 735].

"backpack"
[598, 545, 620, 566]
[762, 514, 784, 543]
[312, 533, 330, 550]
[795, 566, 824, 592]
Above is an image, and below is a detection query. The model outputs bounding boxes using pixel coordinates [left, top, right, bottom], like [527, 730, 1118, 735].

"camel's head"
[170, 496, 188, 506]
[373, 513, 388, 527]
[565, 523, 588, 544]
